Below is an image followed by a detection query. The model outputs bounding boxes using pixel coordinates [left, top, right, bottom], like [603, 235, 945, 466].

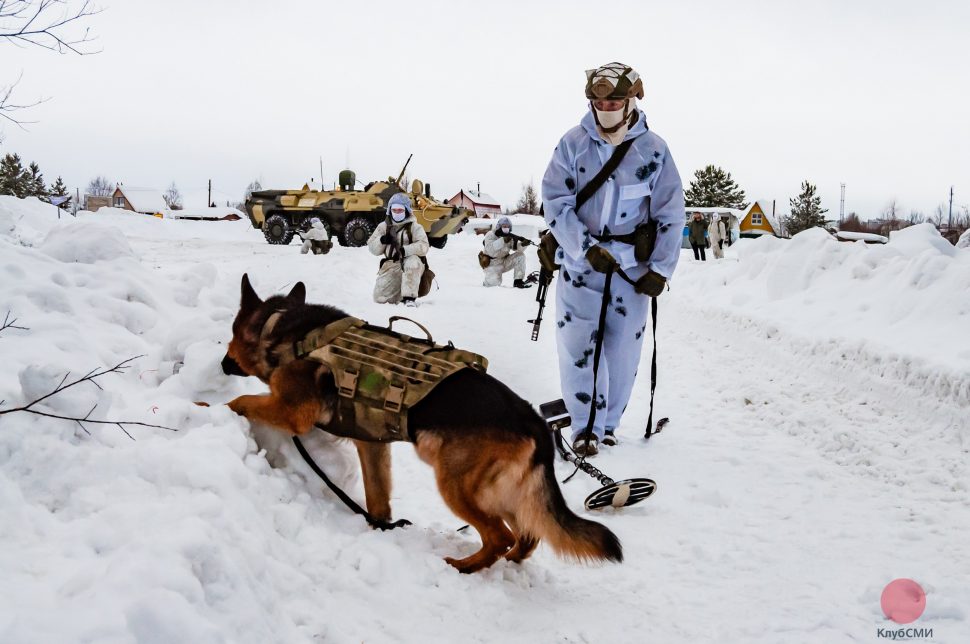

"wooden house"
[739, 201, 782, 238]
[447, 189, 502, 218]
[111, 186, 168, 215]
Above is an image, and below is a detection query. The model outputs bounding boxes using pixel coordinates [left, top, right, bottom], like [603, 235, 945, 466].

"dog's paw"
[368, 517, 412, 531]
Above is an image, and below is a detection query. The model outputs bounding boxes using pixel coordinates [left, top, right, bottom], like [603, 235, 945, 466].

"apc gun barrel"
[396, 154, 414, 187]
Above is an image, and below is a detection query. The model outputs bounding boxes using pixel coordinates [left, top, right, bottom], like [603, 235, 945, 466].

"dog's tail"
[514, 436, 622, 564]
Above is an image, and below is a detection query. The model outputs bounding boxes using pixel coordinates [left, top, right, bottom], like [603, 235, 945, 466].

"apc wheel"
[263, 214, 294, 245]
[429, 235, 448, 249]
[342, 216, 375, 247]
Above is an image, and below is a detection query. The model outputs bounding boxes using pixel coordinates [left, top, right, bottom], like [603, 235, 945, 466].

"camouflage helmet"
[585, 62, 644, 101]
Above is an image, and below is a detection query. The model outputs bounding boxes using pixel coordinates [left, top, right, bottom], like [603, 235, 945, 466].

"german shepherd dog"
[221, 274, 621, 573]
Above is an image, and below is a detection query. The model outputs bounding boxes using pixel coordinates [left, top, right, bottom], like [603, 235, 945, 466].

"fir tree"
[0, 153, 28, 198]
[514, 182, 539, 215]
[49, 176, 70, 209]
[26, 162, 48, 199]
[784, 180, 829, 235]
[684, 165, 748, 209]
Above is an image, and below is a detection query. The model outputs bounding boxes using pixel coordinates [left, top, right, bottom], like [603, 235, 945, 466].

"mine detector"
[244, 156, 470, 248]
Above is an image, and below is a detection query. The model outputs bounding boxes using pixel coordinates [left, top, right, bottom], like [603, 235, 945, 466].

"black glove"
[634, 271, 667, 297]
[585, 245, 618, 274]
[380, 233, 394, 245]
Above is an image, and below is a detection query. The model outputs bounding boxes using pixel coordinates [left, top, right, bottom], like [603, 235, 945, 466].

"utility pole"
[208, 179, 212, 207]
[840, 183, 845, 224]
[948, 186, 954, 231]
[319, 157, 324, 190]
[477, 181, 481, 195]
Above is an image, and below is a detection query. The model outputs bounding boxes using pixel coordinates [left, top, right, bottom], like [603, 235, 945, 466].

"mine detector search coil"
[540, 400, 657, 510]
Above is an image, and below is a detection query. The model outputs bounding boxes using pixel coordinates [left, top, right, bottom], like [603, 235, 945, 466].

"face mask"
[594, 107, 626, 129]
[391, 209, 407, 223]
[501, 227, 511, 235]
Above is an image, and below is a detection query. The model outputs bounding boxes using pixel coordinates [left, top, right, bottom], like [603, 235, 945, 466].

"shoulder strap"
[575, 137, 636, 213]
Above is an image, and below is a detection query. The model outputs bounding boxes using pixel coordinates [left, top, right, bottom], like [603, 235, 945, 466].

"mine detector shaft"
[244, 155, 470, 248]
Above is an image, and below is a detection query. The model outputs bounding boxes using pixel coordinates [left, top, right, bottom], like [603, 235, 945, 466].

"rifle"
[528, 268, 553, 341]
[507, 233, 534, 248]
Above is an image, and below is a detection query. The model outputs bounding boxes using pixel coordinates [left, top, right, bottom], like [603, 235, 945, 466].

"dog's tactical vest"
[269, 313, 488, 443]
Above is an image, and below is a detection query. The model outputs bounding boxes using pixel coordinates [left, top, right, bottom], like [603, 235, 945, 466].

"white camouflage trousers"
[373, 256, 424, 303]
[483, 252, 526, 287]
[555, 267, 650, 442]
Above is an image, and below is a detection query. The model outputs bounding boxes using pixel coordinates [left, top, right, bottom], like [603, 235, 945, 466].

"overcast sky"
[2, 0, 968, 218]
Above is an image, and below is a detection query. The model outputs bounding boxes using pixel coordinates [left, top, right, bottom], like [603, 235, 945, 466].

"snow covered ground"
[1, 195, 967, 643]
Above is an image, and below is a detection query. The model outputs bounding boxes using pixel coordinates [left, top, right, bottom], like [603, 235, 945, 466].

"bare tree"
[243, 179, 262, 201]
[930, 203, 946, 228]
[514, 182, 540, 215]
[883, 198, 899, 221]
[163, 181, 183, 210]
[1, 0, 101, 127]
[908, 209, 924, 225]
[85, 175, 113, 196]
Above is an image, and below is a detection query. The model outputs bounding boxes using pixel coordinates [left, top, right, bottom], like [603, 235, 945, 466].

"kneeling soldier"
[300, 217, 332, 255]
[368, 193, 428, 307]
[481, 216, 531, 288]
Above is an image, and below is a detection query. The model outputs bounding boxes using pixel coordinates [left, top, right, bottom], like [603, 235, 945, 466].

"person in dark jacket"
[688, 212, 708, 261]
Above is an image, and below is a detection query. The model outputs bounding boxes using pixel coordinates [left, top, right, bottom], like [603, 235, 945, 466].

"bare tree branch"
[1, 1, 100, 128]
[0, 72, 47, 128]
[0, 0, 102, 55]
[0, 310, 29, 335]
[0, 355, 179, 439]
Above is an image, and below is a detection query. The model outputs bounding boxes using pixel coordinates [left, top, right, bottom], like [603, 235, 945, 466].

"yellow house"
[739, 201, 782, 238]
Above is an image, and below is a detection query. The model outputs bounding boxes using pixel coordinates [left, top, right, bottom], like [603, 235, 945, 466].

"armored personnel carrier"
[244, 157, 469, 248]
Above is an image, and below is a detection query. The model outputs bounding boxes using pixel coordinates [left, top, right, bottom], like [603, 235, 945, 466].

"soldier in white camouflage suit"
[542, 62, 684, 456]
[367, 193, 428, 307]
[481, 216, 531, 288]
[299, 218, 332, 255]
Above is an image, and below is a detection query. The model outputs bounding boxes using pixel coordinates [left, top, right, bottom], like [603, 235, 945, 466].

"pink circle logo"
[881, 579, 926, 624]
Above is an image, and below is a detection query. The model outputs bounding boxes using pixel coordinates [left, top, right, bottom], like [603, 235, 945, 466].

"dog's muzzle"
[221, 354, 247, 377]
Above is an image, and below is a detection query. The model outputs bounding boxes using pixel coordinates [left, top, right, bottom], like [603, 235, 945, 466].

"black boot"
[513, 279, 532, 289]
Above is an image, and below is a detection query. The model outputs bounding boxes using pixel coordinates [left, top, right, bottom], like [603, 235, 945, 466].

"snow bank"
[39, 222, 135, 264]
[0, 195, 68, 246]
[675, 224, 970, 404]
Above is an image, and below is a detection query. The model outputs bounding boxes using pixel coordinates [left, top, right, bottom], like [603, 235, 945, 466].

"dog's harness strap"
[292, 436, 410, 531]
[383, 382, 406, 437]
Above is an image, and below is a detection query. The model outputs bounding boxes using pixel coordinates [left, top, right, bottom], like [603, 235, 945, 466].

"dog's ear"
[286, 281, 306, 304]
[240, 273, 261, 310]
